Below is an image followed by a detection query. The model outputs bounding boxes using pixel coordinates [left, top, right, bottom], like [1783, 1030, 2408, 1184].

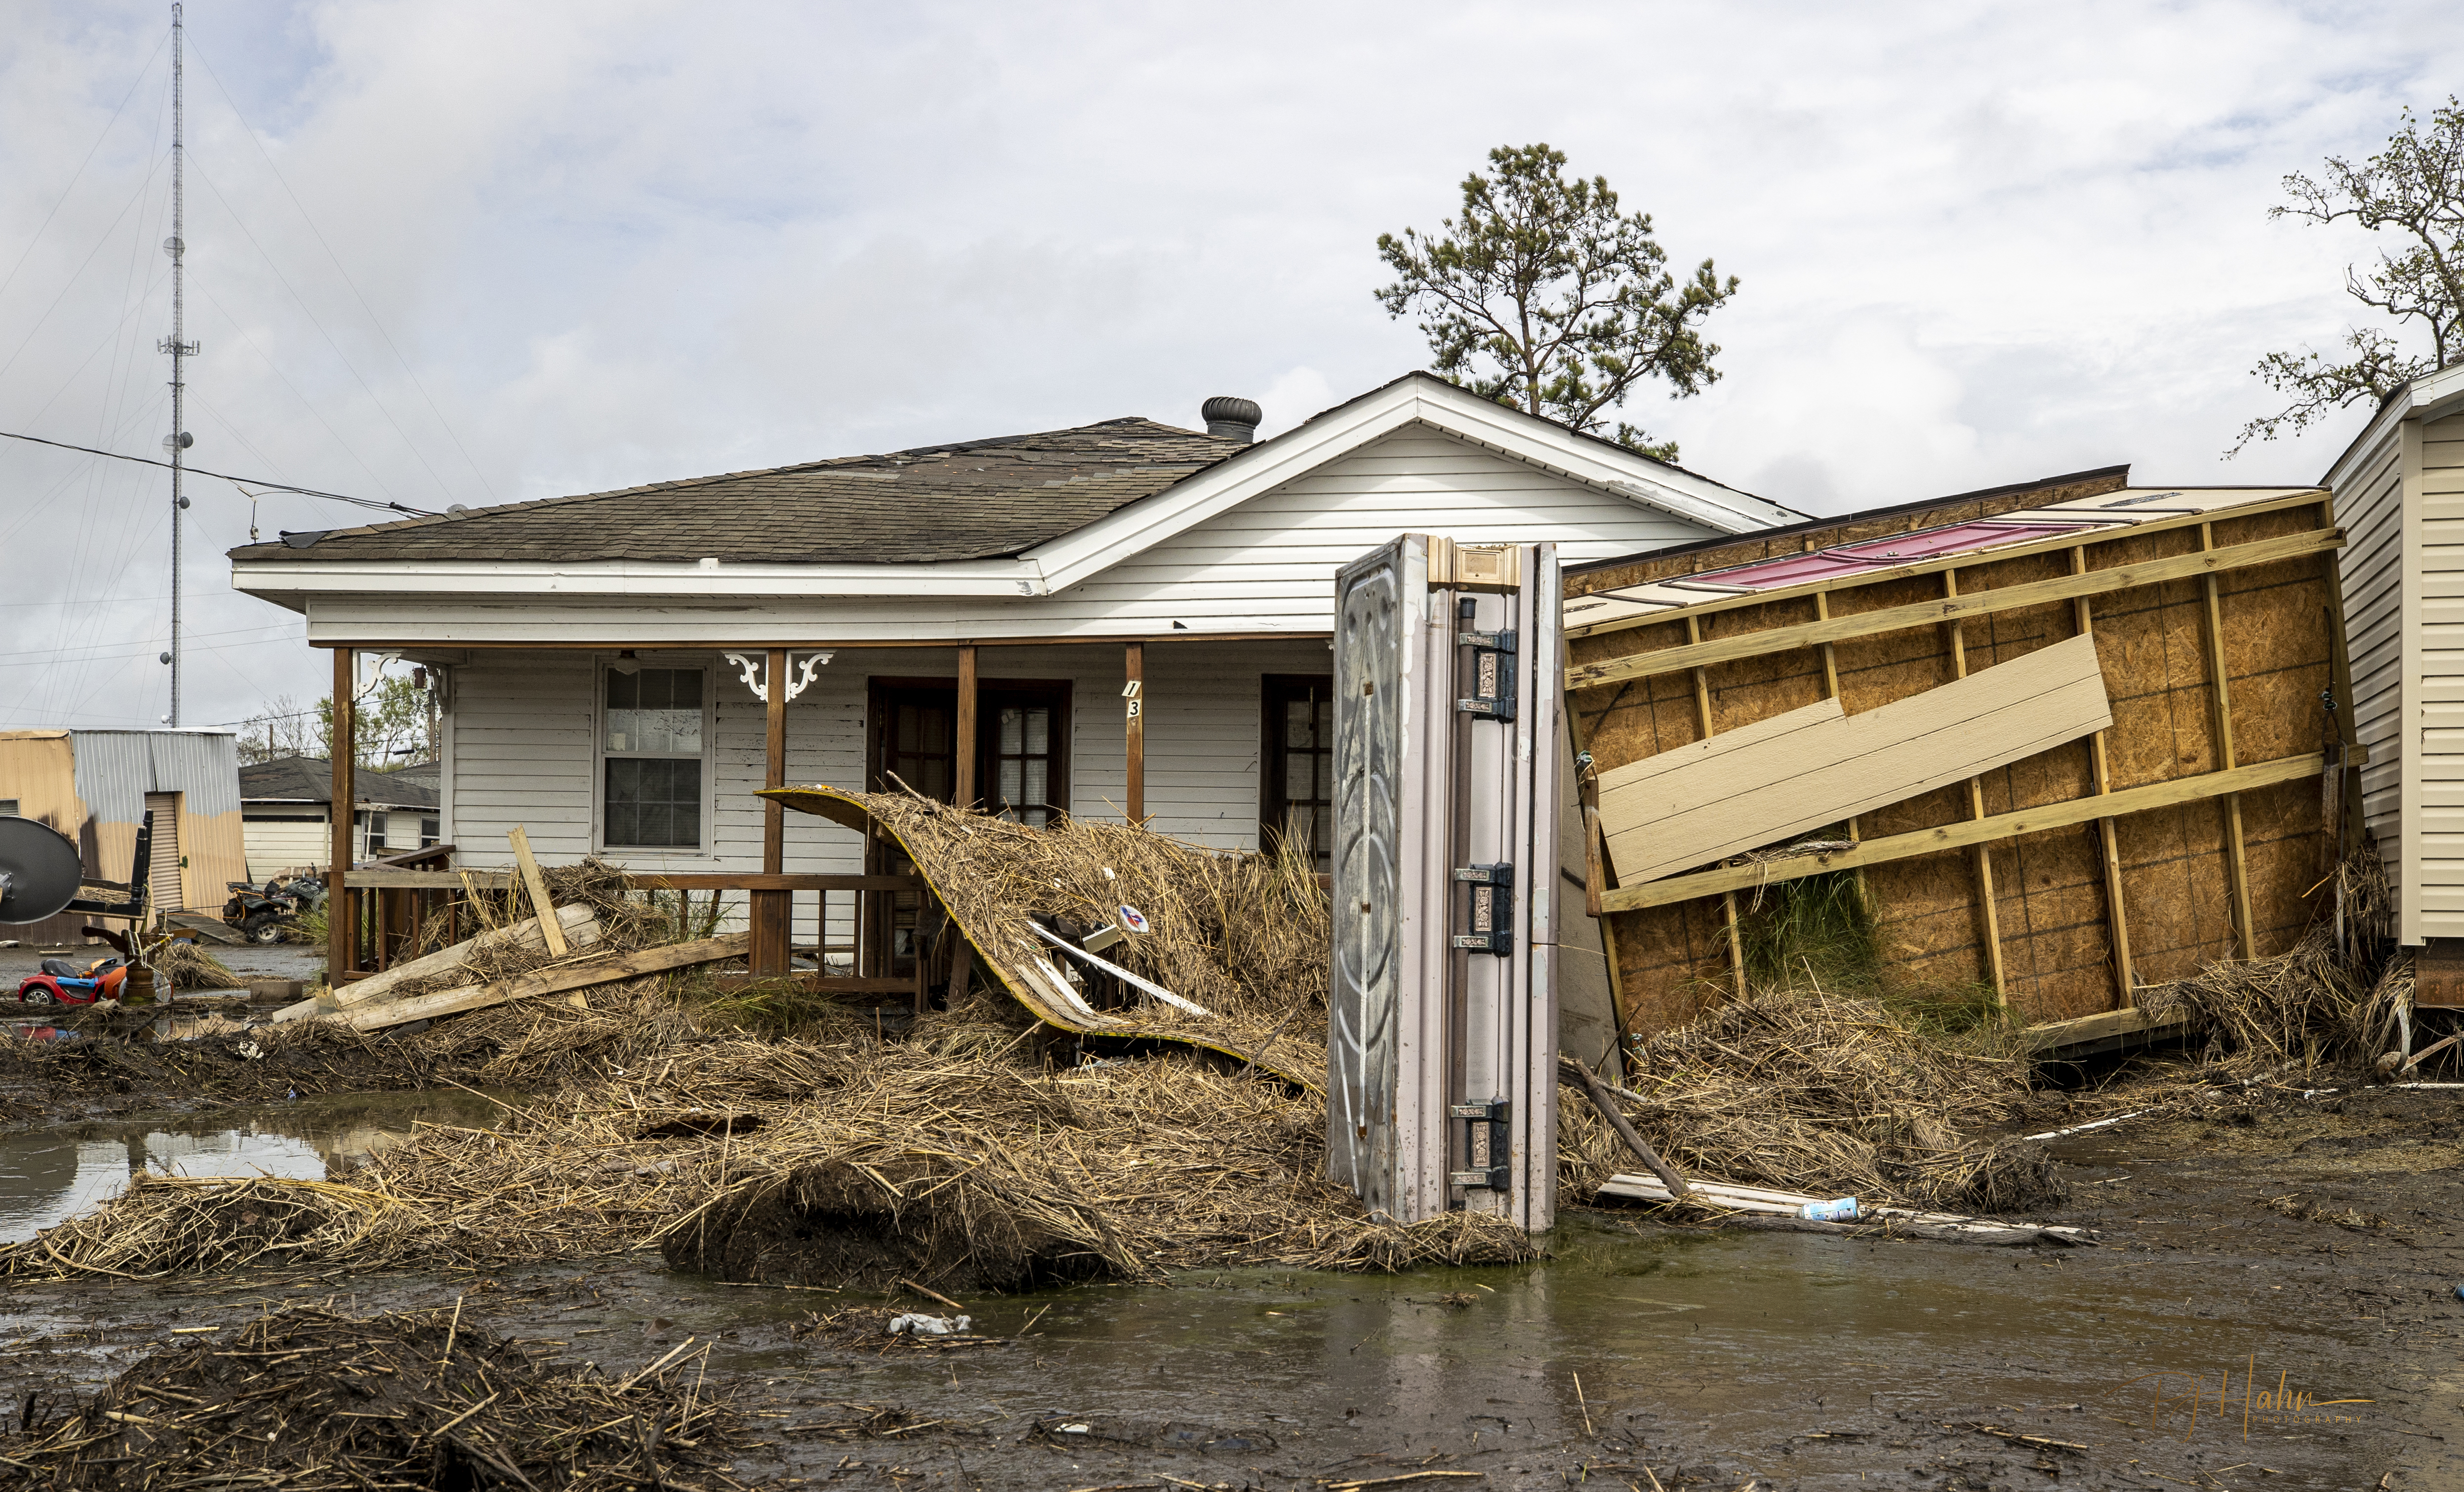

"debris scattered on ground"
[0, 1305, 745, 1492]
[1559, 983, 2050, 1214]
[150, 939, 240, 992]
[772, 788, 1330, 1083]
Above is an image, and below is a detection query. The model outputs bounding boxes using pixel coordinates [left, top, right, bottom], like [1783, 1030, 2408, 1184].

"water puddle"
[0, 1089, 520, 1244]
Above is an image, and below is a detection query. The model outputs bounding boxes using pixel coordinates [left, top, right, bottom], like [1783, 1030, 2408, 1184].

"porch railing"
[335, 860, 942, 1010]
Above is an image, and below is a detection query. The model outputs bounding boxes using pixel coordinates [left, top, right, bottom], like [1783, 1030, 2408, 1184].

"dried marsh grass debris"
[658, 1050, 1536, 1291]
[3, 1305, 746, 1492]
[839, 790, 1330, 1078]
[151, 939, 240, 992]
[2140, 848, 2397, 1075]
[1562, 985, 2049, 1212]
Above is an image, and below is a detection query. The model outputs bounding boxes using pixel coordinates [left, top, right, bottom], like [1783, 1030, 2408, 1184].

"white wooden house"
[228, 372, 1802, 1002]
[2323, 360, 2464, 952]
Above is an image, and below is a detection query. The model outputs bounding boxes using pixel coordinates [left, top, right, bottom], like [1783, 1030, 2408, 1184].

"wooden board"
[1599, 633, 2112, 884]
[344, 932, 750, 1031]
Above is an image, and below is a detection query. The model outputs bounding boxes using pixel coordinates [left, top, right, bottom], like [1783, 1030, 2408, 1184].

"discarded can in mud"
[1800, 1198, 1860, 1223]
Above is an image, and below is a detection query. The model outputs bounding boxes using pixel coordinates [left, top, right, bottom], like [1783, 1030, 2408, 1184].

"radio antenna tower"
[159, 1, 198, 726]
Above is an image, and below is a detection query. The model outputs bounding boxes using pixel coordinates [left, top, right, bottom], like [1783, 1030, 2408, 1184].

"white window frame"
[594, 657, 718, 856]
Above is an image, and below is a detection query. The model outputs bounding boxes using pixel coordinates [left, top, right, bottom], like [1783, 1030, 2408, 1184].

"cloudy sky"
[1, 0, 2458, 732]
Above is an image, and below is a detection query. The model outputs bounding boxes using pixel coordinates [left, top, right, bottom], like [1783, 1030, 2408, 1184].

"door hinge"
[1448, 1097, 1510, 1191]
[1456, 628, 1518, 720]
[1451, 863, 1514, 954]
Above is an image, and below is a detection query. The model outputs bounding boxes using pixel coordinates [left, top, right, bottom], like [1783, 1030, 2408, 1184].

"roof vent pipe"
[1202, 395, 1261, 444]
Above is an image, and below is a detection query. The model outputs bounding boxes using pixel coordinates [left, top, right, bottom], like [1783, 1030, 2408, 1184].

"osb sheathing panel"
[1587, 496, 2345, 1035]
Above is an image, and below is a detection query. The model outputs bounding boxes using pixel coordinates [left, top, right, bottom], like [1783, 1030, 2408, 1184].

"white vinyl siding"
[442, 640, 1333, 933]
[2338, 426, 2409, 922]
[2415, 412, 2464, 934]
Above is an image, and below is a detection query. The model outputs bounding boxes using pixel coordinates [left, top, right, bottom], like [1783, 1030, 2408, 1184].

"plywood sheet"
[1599, 633, 2113, 883]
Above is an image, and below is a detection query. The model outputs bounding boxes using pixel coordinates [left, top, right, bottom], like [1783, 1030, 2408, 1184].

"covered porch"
[323, 633, 1336, 1000]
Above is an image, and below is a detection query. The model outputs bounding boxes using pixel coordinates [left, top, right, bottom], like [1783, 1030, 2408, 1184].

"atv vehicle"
[221, 880, 306, 944]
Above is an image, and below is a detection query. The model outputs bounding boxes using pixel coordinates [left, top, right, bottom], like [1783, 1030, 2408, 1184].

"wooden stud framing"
[2070, 546, 2137, 1007]
[1941, 570, 2008, 1008]
[1600, 752, 2334, 913]
[1565, 526, 2344, 692]
[1811, 591, 1872, 911]
[1685, 615, 1747, 996]
[2197, 525, 2256, 961]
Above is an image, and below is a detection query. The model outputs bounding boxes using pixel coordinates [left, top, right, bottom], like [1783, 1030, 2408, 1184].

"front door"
[862, 677, 1075, 983]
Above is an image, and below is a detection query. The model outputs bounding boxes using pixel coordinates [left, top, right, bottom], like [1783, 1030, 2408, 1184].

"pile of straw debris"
[152, 939, 240, 993]
[5, 991, 1534, 1286]
[826, 790, 1330, 1082]
[2139, 850, 2402, 1075]
[1560, 986, 2055, 1213]
[2, 1306, 743, 1492]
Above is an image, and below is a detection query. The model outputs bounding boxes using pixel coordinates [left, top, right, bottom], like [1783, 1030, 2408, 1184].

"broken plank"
[507, 827, 568, 956]
[270, 904, 600, 1020]
[2015, 1004, 2197, 1056]
[1599, 633, 2111, 885]
[1599, 751, 2332, 913]
[1565, 526, 2343, 691]
[341, 933, 750, 1031]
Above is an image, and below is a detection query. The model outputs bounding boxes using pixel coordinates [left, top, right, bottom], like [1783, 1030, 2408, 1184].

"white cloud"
[1, 0, 2458, 728]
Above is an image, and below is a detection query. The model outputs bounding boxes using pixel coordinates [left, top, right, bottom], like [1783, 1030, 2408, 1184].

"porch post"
[327, 646, 355, 988]
[752, 646, 792, 976]
[1124, 641, 1144, 825]
[955, 645, 978, 810]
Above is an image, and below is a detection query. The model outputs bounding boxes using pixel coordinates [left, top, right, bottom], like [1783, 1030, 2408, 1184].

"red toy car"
[14, 956, 129, 1006]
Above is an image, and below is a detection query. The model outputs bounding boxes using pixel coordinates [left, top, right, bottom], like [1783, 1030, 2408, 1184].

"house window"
[0, 800, 16, 817]
[987, 692, 1066, 826]
[420, 816, 441, 847]
[1261, 674, 1334, 868]
[604, 666, 706, 849]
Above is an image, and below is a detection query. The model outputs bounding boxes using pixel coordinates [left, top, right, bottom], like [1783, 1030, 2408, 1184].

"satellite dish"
[0, 817, 86, 925]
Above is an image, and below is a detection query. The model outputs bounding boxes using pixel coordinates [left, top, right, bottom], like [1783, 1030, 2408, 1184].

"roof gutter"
[230, 554, 1054, 605]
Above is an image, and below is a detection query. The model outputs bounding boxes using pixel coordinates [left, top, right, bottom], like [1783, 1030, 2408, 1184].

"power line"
[0, 427, 441, 517]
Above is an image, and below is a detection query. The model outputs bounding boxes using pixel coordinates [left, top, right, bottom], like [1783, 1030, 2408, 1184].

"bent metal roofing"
[226, 418, 1245, 566]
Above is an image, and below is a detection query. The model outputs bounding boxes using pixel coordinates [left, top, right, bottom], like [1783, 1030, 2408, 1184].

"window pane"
[1022, 758, 1047, 808]
[1000, 708, 1024, 755]
[1000, 759, 1022, 804]
[608, 668, 701, 754]
[1023, 708, 1048, 756]
[1285, 700, 1313, 748]
[606, 758, 701, 848]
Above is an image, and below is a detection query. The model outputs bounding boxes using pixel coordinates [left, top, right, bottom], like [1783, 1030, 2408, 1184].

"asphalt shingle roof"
[227, 418, 1243, 565]
[240, 756, 438, 810]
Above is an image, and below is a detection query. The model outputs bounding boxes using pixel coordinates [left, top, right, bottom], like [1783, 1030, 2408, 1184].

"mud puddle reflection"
[0, 1088, 519, 1244]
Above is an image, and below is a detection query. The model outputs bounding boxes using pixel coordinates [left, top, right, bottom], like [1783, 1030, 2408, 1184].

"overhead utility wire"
[0, 427, 441, 517]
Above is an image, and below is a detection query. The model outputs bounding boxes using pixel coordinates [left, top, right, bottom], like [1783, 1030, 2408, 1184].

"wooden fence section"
[1563, 479, 2364, 1039]
[335, 858, 938, 1009]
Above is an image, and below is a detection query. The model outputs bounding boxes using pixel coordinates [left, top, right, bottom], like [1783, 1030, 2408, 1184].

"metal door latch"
[1451, 863, 1513, 954]
[1448, 1097, 1510, 1190]
[1456, 628, 1518, 720]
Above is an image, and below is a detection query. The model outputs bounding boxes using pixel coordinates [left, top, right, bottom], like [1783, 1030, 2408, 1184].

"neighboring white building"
[238, 756, 440, 879]
[2324, 361, 2464, 946]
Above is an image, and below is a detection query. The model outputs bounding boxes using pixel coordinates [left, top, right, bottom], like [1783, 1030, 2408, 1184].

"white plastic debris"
[886, 1313, 970, 1335]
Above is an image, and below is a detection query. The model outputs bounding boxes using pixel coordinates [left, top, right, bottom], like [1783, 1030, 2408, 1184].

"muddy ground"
[1, 1046, 2458, 1491]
